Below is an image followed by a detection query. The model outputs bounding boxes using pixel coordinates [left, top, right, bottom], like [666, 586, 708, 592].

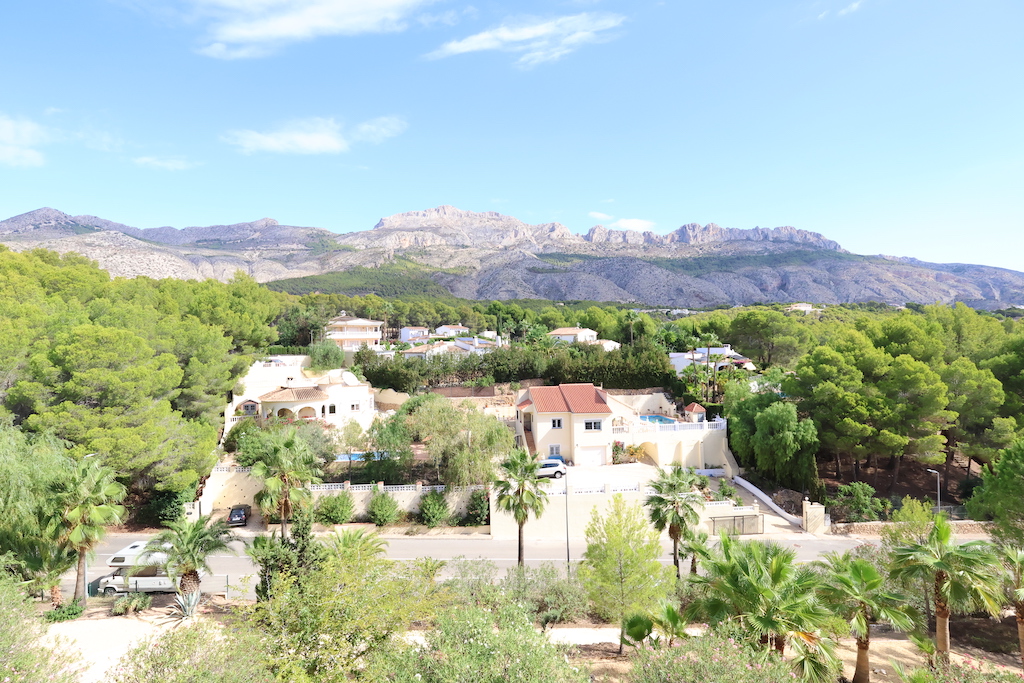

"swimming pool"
[640, 414, 677, 424]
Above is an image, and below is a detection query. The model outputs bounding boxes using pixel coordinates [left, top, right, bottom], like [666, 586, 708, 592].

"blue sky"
[2, 0, 1022, 270]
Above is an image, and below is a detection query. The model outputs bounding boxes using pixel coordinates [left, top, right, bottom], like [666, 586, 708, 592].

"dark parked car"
[227, 504, 252, 527]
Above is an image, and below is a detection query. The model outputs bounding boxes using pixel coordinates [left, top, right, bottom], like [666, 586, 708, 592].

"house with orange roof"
[515, 383, 738, 474]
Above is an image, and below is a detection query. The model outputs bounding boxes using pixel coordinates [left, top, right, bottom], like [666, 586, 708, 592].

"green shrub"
[826, 481, 892, 522]
[462, 489, 489, 526]
[42, 601, 84, 623]
[715, 481, 742, 505]
[0, 575, 80, 682]
[368, 488, 401, 527]
[308, 341, 347, 371]
[363, 604, 588, 683]
[419, 490, 451, 528]
[111, 592, 153, 616]
[223, 416, 259, 454]
[139, 486, 194, 526]
[499, 564, 589, 625]
[628, 631, 796, 683]
[110, 620, 274, 683]
[314, 492, 355, 525]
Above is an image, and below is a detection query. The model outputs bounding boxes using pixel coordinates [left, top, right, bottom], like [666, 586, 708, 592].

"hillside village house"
[514, 383, 738, 474]
[548, 327, 598, 343]
[399, 326, 430, 343]
[225, 356, 377, 438]
[547, 327, 620, 351]
[435, 323, 470, 336]
[668, 344, 756, 375]
[325, 313, 384, 352]
[401, 336, 501, 360]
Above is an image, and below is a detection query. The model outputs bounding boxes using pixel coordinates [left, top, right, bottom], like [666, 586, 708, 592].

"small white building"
[399, 326, 430, 343]
[669, 344, 756, 374]
[548, 327, 599, 343]
[436, 323, 470, 336]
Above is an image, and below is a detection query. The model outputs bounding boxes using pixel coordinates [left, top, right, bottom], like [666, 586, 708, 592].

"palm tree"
[327, 528, 388, 563]
[684, 534, 832, 655]
[622, 309, 642, 345]
[18, 534, 77, 609]
[645, 467, 704, 578]
[50, 458, 127, 603]
[998, 545, 1024, 672]
[139, 515, 238, 596]
[890, 516, 1001, 664]
[815, 551, 916, 683]
[252, 428, 322, 541]
[681, 526, 711, 575]
[494, 448, 547, 566]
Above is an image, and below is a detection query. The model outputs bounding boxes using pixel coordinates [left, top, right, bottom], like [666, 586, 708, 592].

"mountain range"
[2, 205, 1023, 310]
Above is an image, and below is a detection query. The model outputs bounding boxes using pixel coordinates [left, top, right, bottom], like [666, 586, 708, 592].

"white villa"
[399, 326, 430, 343]
[325, 313, 384, 352]
[401, 336, 501, 360]
[669, 344, 756, 375]
[225, 356, 377, 437]
[514, 383, 738, 474]
[548, 327, 598, 343]
[436, 323, 470, 336]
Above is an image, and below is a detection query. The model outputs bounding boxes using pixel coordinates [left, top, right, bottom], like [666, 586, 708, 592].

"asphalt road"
[60, 531, 865, 602]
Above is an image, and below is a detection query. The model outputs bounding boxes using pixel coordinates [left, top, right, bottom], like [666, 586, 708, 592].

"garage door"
[575, 446, 606, 467]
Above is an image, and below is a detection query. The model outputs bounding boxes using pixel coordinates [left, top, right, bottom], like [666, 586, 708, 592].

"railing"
[610, 484, 640, 493]
[572, 487, 605, 495]
[309, 483, 348, 492]
[211, 466, 252, 473]
[610, 418, 728, 436]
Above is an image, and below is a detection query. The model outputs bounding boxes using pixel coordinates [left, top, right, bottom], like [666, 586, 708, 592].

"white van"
[98, 541, 176, 596]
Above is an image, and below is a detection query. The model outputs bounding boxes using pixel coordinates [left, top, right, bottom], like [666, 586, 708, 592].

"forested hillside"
[0, 246, 282, 505]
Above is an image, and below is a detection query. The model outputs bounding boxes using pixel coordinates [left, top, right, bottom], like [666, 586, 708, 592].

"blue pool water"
[640, 415, 676, 424]
[334, 452, 366, 462]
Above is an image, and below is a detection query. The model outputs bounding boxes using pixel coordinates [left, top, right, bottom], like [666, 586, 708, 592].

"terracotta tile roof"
[683, 402, 706, 413]
[259, 386, 330, 402]
[526, 384, 612, 414]
[516, 398, 533, 409]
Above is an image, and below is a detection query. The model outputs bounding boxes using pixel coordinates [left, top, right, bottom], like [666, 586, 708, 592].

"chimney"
[286, 377, 293, 387]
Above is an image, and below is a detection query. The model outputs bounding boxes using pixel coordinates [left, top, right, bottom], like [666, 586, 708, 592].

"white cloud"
[223, 117, 348, 154]
[817, 11, 829, 20]
[427, 12, 626, 67]
[351, 116, 408, 144]
[0, 114, 48, 167]
[189, 0, 434, 58]
[134, 156, 199, 171]
[610, 218, 655, 231]
[222, 115, 406, 154]
[588, 211, 614, 221]
[838, 1, 862, 16]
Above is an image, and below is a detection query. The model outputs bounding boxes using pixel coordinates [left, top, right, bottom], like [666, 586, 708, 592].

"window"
[584, 420, 602, 431]
[551, 418, 563, 429]
[549, 445, 561, 456]
[328, 404, 336, 414]
[350, 403, 360, 412]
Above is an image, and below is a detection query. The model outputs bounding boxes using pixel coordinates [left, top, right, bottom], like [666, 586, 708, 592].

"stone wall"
[829, 520, 993, 536]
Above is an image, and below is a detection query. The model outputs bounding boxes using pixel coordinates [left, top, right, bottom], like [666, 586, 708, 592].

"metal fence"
[933, 505, 970, 520]
[708, 514, 764, 535]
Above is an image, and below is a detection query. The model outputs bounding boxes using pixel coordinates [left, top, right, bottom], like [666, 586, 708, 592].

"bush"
[628, 631, 796, 683]
[0, 575, 80, 682]
[314, 492, 355, 525]
[419, 490, 451, 528]
[308, 341, 346, 371]
[368, 488, 401, 527]
[363, 604, 588, 683]
[223, 416, 259, 454]
[111, 592, 153, 616]
[42, 601, 84, 623]
[462, 489, 489, 526]
[499, 564, 590, 625]
[139, 486, 194, 526]
[826, 481, 892, 522]
[110, 620, 274, 683]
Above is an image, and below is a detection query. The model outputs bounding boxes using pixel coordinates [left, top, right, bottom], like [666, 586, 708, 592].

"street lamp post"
[926, 468, 941, 514]
[564, 467, 570, 572]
